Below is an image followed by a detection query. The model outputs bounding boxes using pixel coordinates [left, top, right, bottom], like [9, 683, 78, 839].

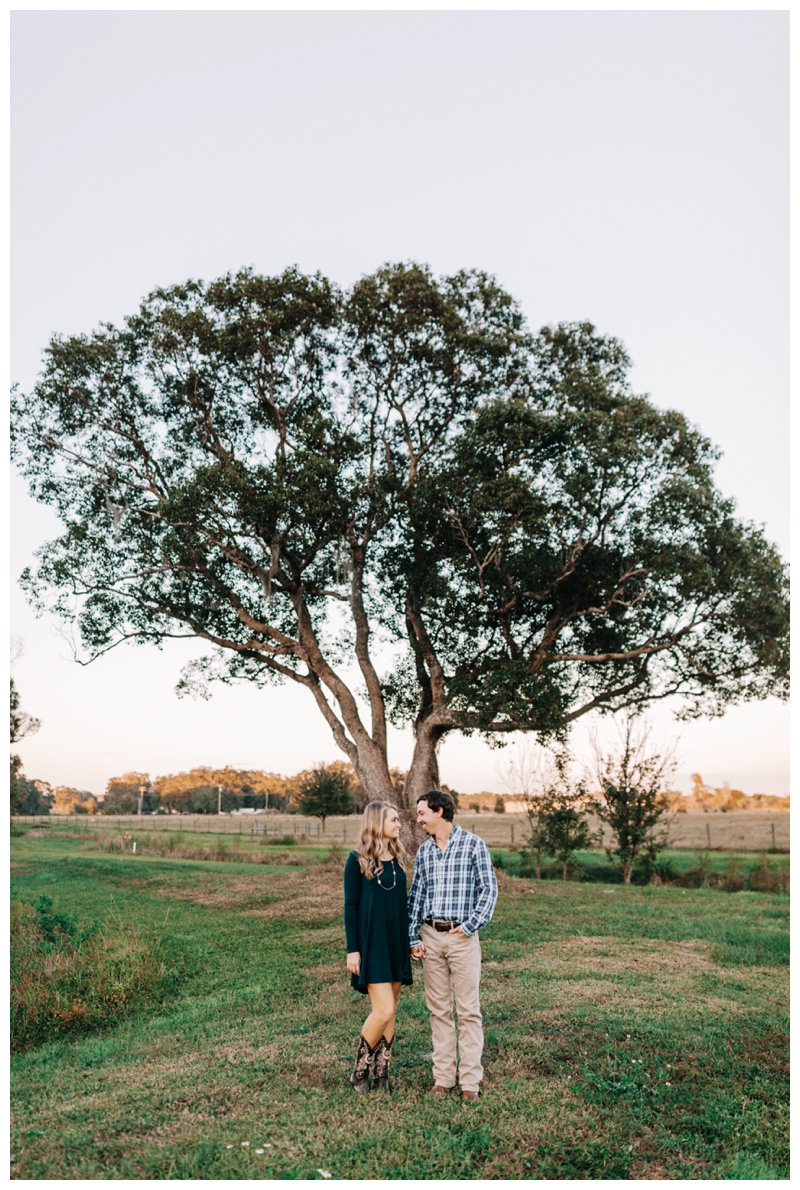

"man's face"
[416, 799, 443, 834]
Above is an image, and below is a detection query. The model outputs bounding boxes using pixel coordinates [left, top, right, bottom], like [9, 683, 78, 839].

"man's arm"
[459, 838, 498, 936]
[407, 849, 427, 947]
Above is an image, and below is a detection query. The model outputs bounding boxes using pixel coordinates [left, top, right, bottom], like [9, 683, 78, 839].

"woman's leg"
[382, 981, 402, 1043]
[371, 982, 402, 1093]
[362, 982, 398, 1047]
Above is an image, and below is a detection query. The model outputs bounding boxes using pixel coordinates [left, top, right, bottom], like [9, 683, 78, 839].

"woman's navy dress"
[343, 850, 413, 994]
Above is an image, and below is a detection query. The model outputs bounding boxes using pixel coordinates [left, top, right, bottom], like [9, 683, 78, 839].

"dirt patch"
[294, 1043, 339, 1088]
[518, 935, 716, 978]
[154, 864, 343, 921]
[212, 1040, 285, 1065]
[497, 936, 785, 1020]
[305, 962, 342, 982]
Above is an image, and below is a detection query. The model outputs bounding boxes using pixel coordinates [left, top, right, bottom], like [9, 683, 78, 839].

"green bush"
[10, 896, 168, 1051]
[266, 834, 296, 846]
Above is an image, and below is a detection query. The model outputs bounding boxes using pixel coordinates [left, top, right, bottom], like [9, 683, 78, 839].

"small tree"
[529, 746, 592, 880]
[543, 800, 593, 880]
[589, 719, 675, 884]
[298, 764, 355, 832]
[500, 740, 562, 879]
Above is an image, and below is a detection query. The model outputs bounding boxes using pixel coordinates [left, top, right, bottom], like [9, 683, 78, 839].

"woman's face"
[382, 807, 401, 840]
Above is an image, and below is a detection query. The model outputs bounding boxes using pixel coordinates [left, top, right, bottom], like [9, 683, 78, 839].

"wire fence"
[12, 810, 789, 851]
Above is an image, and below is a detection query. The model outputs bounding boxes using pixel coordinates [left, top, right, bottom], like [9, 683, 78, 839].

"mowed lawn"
[10, 830, 789, 1180]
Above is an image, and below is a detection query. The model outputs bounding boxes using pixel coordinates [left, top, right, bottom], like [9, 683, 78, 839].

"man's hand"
[346, 951, 361, 976]
[410, 943, 426, 961]
[448, 925, 468, 937]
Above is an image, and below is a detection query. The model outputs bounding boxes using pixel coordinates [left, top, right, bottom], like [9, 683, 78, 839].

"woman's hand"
[346, 951, 361, 976]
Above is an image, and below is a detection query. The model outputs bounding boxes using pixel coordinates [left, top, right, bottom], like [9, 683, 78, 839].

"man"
[408, 790, 498, 1100]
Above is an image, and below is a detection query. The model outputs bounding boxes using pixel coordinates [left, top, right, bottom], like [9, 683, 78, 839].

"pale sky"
[10, 10, 789, 798]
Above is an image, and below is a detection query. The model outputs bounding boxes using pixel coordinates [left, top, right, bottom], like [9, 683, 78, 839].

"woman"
[343, 801, 412, 1094]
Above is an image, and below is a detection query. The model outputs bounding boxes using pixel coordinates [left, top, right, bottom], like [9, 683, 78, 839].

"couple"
[343, 790, 498, 1099]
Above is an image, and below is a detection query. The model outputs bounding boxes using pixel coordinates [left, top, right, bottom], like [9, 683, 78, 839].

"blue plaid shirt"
[408, 824, 498, 944]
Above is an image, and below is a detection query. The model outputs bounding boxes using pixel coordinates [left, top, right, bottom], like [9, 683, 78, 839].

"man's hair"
[417, 789, 455, 822]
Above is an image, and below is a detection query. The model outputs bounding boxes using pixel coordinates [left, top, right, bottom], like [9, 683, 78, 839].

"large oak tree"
[12, 264, 788, 841]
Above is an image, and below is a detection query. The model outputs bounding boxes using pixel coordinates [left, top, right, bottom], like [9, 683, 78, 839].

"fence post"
[771, 822, 776, 850]
[511, 823, 514, 845]
[706, 822, 711, 850]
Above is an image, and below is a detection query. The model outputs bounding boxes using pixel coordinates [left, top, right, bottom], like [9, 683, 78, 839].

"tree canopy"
[12, 263, 789, 814]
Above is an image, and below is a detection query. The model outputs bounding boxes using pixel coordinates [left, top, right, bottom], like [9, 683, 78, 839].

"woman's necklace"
[376, 858, 396, 890]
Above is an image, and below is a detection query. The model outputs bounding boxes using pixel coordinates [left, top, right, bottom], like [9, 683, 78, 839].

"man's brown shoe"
[461, 1089, 479, 1101]
[429, 1084, 454, 1093]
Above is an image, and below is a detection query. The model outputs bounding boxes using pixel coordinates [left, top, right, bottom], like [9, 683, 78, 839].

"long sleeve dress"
[343, 850, 413, 994]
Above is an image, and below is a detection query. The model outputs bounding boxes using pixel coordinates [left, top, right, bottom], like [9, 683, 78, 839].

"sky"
[10, 9, 789, 798]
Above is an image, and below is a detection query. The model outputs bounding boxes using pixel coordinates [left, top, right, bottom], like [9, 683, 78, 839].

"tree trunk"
[398, 810, 425, 863]
[536, 851, 541, 880]
[401, 717, 448, 860]
[623, 860, 633, 884]
[562, 858, 568, 881]
[404, 725, 442, 808]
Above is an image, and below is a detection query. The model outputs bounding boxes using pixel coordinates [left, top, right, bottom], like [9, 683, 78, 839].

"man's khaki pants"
[421, 923, 483, 1092]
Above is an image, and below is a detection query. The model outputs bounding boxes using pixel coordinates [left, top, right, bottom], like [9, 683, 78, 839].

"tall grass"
[79, 830, 306, 865]
[11, 896, 168, 1051]
[496, 847, 789, 893]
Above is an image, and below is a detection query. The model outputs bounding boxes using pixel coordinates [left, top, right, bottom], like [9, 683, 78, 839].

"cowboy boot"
[350, 1034, 375, 1092]
[371, 1034, 394, 1094]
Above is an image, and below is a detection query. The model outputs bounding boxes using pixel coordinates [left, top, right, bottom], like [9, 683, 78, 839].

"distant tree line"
[16, 761, 411, 818]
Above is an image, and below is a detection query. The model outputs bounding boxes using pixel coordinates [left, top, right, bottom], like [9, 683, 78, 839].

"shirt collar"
[424, 822, 462, 855]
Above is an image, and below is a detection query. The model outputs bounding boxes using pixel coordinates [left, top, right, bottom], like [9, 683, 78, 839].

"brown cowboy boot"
[371, 1034, 394, 1094]
[350, 1034, 375, 1093]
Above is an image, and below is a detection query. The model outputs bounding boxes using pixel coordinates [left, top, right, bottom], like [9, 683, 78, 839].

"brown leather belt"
[425, 918, 460, 932]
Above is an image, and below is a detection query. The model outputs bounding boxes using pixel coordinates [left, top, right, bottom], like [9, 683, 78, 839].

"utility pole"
[138, 784, 145, 816]
[218, 785, 222, 816]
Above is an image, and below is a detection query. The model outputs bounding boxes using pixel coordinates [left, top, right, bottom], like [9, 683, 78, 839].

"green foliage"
[15, 777, 52, 816]
[10, 677, 40, 747]
[11, 268, 789, 802]
[297, 766, 354, 829]
[10, 678, 40, 816]
[10, 754, 25, 816]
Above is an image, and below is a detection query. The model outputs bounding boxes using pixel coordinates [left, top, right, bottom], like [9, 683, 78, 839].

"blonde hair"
[356, 801, 406, 880]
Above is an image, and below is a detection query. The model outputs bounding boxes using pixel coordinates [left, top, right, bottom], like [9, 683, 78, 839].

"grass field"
[10, 826, 789, 1180]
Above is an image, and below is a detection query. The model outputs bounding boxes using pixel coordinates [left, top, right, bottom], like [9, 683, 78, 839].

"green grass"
[10, 829, 789, 1179]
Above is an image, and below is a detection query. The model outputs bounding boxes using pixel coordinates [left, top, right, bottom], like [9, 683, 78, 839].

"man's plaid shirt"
[408, 824, 498, 944]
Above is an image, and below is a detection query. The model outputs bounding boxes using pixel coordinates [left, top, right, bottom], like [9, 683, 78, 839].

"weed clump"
[323, 843, 345, 868]
[10, 896, 167, 1051]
